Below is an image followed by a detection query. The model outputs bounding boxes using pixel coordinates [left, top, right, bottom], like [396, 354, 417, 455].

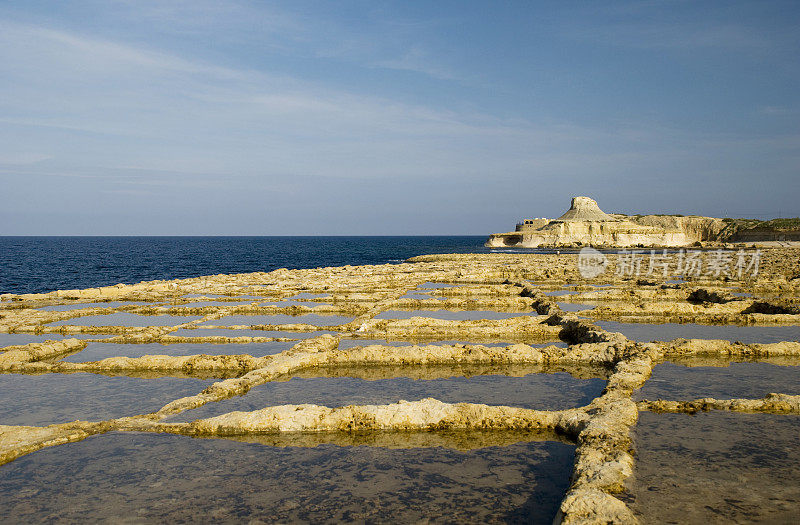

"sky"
[1, 0, 799, 235]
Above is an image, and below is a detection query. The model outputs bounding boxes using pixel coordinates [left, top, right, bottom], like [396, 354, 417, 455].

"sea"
[0, 236, 504, 295]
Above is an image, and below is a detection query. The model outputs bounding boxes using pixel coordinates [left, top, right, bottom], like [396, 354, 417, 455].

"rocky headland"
[486, 196, 800, 248]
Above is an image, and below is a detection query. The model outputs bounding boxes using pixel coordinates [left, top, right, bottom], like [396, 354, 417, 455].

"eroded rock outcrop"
[2, 248, 799, 523]
[486, 196, 727, 248]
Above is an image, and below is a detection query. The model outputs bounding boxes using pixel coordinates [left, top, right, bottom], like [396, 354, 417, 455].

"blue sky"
[1, 0, 798, 235]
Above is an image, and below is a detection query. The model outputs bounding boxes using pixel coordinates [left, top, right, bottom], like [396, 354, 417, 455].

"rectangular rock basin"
[170, 329, 332, 339]
[0, 373, 211, 426]
[259, 300, 331, 308]
[597, 321, 800, 344]
[374, 310, 538, 321]
[624, 411, 800, 523]
[167, 373, 606, 422]
[199, 314, 353, 327]
[38, 301, 155, 311]
[557, 302, 595, 312]
[166, 301, 255, 308]
[60, 341, 298, 362]
[337, 339, 568, 349]
[47, 313, 201, 327]
[417, 282, 456, 289]
[636, 362, 800, 401]
[0, 432, 574, 523]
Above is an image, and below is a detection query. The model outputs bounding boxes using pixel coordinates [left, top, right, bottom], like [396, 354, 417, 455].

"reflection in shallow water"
[0, 432, 574, 523]
[60, 341, 297, 362]
[47, 313, 201, 327]
[337, 339, 415, 349]
[295, 363, 611, 383]
[337, 338, 567, 349]
[200, 314, 353, 326]
[168, 372, 606, 422]
[0, 374, 211, 426]
[597, 321, 800, 343]
[224, 428, 573, 448]
[625, 412, 800, 524]
[374, 310, 538, 321]
[637, 362, 800, 401]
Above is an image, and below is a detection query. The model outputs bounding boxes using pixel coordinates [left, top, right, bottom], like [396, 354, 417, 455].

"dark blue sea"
[0, 236, 500, 295]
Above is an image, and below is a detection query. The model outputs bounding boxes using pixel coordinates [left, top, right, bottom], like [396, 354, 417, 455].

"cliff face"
[486, 197, 728, 248]
[628, 215, 728, 242]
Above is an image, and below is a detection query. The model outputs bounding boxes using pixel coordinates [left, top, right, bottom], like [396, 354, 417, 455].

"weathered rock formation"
[487, 196, 728, 248]
[2, 248, 799, 523]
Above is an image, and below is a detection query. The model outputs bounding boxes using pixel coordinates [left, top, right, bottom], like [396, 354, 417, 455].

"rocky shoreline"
[487, 196, 800, 249]
[2, 248, 799, 523]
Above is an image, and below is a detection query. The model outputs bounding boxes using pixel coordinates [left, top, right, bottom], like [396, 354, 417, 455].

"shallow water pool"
[47, 313, 201, 327]
[200, 314, 353, 327]
[0, 373, 211, 426]
[636, 361, 800, 401]
[337, 339, 566, 349]
[0, 431, 574, 523]
[597, 321, 800, 344]
[38, 301, 155, 311]
[557, 302, 596, 312]
[60, 341, 297, 362]
[168, 373, 606, 422]
[170, 328, 333, 339]
[624, 411, 800, 523]
[374, 310, 538, 321]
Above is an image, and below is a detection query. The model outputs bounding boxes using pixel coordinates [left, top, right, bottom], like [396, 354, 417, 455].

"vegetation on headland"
[752, 218, 800, 231]
[717, 217, 800, 238]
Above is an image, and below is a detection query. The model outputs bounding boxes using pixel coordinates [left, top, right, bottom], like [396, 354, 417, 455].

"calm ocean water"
[0, 236, 499, 295]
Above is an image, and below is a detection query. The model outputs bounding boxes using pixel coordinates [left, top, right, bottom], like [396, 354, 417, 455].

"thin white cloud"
[0, 21, 248, 79]
[0, 152, 52, 165]
[370, 47, 459, 81]
[0, 12, 797, 229]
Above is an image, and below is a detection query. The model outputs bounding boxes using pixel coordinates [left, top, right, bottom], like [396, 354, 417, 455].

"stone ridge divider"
[0, 421, 114, 467]
[0, 310, 650, 524]
[3, 254, 800, 523]
[0, 274, 658, 523]
[0, 339, 87, 368]
[638, 393, 800, 414]
[541, 281, 800, 326]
